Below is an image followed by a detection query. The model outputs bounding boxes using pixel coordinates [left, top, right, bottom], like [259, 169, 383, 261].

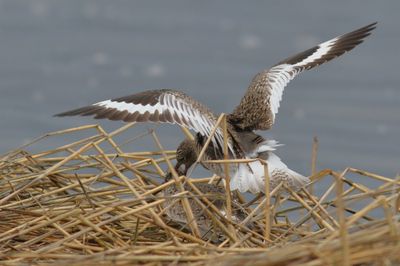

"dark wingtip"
[53, 112, 67, 117]
[363, 21, 378, 33]
[53, 106, 95, 117]
[341, 21, 378, 39]
[357, 22, 378, 36]
[358, 21, 378, 31]
[53, 111, 68, 117]
[53, 110, 77, 117]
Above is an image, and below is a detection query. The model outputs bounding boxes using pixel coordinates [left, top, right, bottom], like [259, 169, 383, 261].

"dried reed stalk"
[0, 123, 398, 265]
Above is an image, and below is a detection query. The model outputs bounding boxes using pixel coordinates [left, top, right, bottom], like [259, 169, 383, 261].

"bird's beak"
[174, 162, 187, 176]
[178, 164, 186, 175]
[164, 162, 187, 182]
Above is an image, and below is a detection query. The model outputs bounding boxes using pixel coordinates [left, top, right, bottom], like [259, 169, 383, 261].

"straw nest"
[0, 123, 399, 266]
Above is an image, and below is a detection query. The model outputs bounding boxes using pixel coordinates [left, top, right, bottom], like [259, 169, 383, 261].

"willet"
[56, 22, 377, 193]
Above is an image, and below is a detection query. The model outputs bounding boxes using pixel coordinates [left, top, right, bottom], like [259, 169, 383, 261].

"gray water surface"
[0, 0, 399, 178]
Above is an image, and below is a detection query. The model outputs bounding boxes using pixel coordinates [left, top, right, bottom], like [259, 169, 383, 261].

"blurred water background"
[0, 0, 399, 179]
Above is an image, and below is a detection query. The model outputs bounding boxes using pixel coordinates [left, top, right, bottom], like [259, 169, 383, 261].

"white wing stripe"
[94, 99, 166, 114]
[267, 38, 342, 119]
[94, 93, 234, 154]
[292, 38, 337, 67]
[266, 25, 372, 122]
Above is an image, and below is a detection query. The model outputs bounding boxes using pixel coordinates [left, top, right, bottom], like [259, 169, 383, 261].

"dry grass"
[0, 122, 399, 265]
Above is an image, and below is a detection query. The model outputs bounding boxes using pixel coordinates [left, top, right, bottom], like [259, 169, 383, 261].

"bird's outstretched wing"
[55, 89, 232, 152]
[229, 22, 377, 131]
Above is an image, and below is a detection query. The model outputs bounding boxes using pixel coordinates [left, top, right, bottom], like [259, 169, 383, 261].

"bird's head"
[164, 139, 198, 182]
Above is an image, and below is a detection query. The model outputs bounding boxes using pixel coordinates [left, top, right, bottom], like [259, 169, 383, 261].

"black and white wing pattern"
[229, 22, 377, 131]
[55, 89, 233, 152]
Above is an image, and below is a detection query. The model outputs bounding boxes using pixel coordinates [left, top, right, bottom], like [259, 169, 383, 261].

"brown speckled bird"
[55, 23, 377, 193]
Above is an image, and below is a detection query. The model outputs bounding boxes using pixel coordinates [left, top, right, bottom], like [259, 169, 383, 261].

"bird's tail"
[230, 152, 309, 194]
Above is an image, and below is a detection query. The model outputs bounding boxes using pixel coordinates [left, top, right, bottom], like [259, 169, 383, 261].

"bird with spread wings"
[56, 22, 377, 193]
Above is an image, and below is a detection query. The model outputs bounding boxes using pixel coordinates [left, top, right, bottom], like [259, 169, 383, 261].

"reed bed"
[0, 123, 399, 265]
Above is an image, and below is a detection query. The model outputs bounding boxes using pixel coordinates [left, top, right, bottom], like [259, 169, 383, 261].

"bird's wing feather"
[55, 89, 232, 152]
[230, 22, 377, 130]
